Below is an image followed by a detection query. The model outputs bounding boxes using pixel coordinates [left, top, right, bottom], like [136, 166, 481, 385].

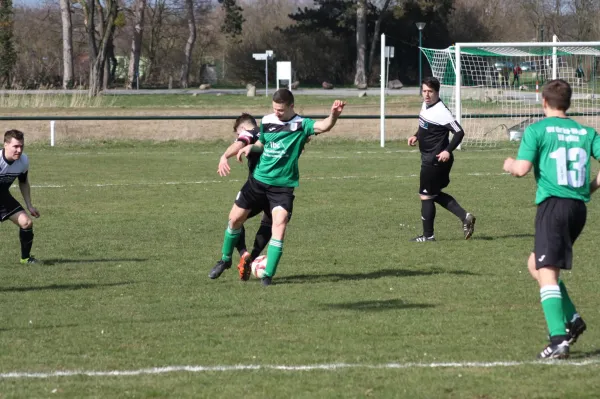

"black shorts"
[419, 158, 453, 196]
[0, 193, 24, 222]
[235, 176, 294, 220]
[248, 206, 273, 226]
[534, 197, 587, 270]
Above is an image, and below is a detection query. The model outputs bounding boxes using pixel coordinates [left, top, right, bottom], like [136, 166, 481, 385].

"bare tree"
[144, 0, 167, 83]
[59, 0, 74, 89]
[127, 0, 146, 89]
[180, 0, 196, 88]
[354, 0, 367, 88]
[367, 0, 391, 75]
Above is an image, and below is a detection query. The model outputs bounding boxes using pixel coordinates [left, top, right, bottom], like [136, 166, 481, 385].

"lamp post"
[416, 22, 426, 94]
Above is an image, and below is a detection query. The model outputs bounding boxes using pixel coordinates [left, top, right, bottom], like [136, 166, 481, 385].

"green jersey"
[253, 113, 316, 188]
[517, 116, 600, 204]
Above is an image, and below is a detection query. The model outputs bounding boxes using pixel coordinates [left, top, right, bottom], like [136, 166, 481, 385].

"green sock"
[221, 226, 242, 262]
[540, 285, 567, 337]
[558, 279, 577, 323]
[264, 239, 283, 278]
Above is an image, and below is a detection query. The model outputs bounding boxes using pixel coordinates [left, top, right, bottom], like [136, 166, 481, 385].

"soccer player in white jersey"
[408, 77, 476, 242]
[0, 130, 40, 264]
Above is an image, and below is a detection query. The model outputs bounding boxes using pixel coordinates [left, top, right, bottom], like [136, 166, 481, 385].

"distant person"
[503, 79, 599, 359]
[576, 65, 585, 86]
[408, 77, 476, 242]
[513, 64, 522, 87]
[1, 130, 41, 264]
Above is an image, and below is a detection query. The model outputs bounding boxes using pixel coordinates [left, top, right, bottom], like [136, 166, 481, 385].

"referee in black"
[408, 77, 476, 242]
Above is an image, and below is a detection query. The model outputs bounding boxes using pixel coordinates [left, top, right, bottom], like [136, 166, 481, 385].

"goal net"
[421, 40, 600, 147]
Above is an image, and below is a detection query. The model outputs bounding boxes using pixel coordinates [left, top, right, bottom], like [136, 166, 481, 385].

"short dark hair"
[233, 113, 257, 132]
[272, 89, 294, 106]
[542, 79, 571, 111]
[422, 77, 440, 93]
[4, 130, 24, 143]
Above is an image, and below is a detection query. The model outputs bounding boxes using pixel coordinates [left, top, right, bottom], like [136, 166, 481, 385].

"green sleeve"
[591, 131, 600, 160]
[302, 118, 316, 137]
[259, 123, 265, 144]
[516, 126, 538, 163]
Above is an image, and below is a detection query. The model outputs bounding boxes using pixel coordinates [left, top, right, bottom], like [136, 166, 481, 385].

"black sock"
[434, 192, 467, 221]
[234, 225, 248, 256]
[421, 199, 436, 238]
[19, 228, 34, 259]
[250, 223, 272, 260]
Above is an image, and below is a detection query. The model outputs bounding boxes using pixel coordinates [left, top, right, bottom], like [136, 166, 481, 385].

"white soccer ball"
[251, 255, 267, 279]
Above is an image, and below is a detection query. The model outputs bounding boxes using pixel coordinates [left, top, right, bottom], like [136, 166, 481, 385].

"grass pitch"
[0, 140, 599, 398]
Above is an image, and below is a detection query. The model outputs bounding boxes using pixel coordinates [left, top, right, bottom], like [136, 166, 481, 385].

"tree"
[0, 0, 16, 86]
[367, 0, 392, 74]
[354, 0, 367, 88]
[180, 0, 196, 88]
[218, 0, 243, 41]
[80, 0, 119, 96]
[127, 0, 146, 89]
[60, 0, 74, 89]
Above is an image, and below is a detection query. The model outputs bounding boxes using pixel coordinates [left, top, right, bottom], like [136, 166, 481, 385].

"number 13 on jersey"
[550, 147, 588, 188]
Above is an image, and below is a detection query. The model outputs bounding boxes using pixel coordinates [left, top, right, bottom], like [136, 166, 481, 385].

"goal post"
[422, 40, 600, 147]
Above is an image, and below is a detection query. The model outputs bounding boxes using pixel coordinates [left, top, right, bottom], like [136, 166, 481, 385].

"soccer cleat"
[566, 316, 587, 345]
[261, 276, 273, 286]
[410, 235, 435, 242]
[463, 213, 476, 240]
[208, 259, 232, 279]
[537, 338, 570, 360]
[237, 252, 252, 281]
[20, 256, 41, 265]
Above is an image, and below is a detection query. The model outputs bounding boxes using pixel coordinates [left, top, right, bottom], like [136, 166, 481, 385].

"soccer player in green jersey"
[503, 79, 600, 359]
[209, 89, 346, 286]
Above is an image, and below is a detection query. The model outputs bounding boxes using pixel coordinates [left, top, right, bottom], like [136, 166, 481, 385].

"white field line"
[1, 359, 600, 379]
[27, 173, 510, 189]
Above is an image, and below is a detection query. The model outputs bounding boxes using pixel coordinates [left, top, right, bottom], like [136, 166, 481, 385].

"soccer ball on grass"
[251, 255, 267, 279]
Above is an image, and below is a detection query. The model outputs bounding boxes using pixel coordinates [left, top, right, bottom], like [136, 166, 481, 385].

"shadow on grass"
[473, 233, 534, 241]
[0, 281, 134, 293]
[323, 299, 435, 312]
[277, 268, 478, 285]
[41, 258, 148, 266]
[570, 348, 600, 360]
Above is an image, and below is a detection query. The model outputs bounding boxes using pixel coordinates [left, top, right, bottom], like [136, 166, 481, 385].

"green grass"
[1, 141, 600, 398]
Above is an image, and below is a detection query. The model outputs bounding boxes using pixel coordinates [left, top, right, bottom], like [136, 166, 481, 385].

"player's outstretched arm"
[503, 157, 532, 177]
[236, 142, 264, 163]
[218, 141, 245, 176]
[313, 100, 346, 134]
[18, 179, 40, 218]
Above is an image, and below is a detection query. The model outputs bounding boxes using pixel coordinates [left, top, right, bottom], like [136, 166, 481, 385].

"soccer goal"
[421, 38, 600, 147]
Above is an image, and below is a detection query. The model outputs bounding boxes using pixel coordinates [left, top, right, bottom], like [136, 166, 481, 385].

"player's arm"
[218, 141, 245, 176]
[590, 171, 600, 194]
[236, 141, 264, 163]
[504, 126, 536, 177]
[408, 130, 418, 146]
[313, 100, 346, 134]
[18, 173, 40, 217]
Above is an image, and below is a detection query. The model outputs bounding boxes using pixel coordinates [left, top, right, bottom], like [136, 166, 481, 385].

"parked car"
[494, 61, 514, 71]
[520, 61, 538, 71]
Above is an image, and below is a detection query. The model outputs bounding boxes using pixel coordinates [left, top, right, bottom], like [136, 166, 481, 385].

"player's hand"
[236, 145, 252, 163]
[503, 157, 515, 173]
[408, 136, 418, 146]
[217, 156, 231, 176]
[28, 206, 40, 218]
[436, 150, 450, 162]
[330, 100, 346, 118]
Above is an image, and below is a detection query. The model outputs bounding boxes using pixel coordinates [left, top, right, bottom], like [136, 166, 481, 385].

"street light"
[416, 22, 426, 94]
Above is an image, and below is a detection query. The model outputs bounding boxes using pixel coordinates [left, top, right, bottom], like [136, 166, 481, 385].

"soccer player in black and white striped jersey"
[0, 130, 41, 263]
[407, 77, 476, 242]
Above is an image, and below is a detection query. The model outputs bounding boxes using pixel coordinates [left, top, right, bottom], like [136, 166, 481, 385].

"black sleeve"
[18, 171, 28, 183]
[444, 121, 465, 153]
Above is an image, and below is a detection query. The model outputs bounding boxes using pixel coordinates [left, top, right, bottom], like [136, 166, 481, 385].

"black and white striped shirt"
[416, 100, 464, 164]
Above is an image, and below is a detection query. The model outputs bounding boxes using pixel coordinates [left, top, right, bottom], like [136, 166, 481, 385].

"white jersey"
[0, 150, 29, 194]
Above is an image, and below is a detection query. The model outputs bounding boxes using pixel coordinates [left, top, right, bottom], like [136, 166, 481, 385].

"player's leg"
[411, 165, 436, 242]
[432, 159, 476, 239]
[235, 225, 248, 257]
[250, 211, 272, 261]
[8, 210, 39, 264]
[236, 207, 263, 281]
[262, 188, 294, 286]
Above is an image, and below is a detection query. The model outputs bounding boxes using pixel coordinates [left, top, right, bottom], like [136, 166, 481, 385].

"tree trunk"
[180, 0, 196, 88]
[367, 0, 391, 76]
[87, 0, 118, 96]
[354, 0, 367, 88]
[59, 0, 74, 89]
[145, 0, 166, 83]
[127, 0, 146, 89]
